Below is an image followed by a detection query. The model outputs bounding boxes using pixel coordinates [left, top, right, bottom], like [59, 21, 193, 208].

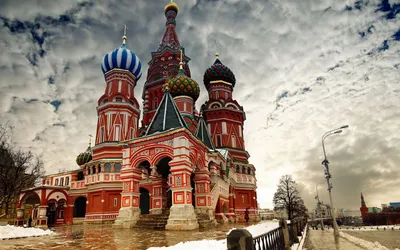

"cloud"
[0, 0, 399, 211]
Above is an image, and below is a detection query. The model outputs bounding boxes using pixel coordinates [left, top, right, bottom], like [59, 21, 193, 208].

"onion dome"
[164, 0, 179, 13]
[101, 27, 142, 80]
[168, 63, 200, 101]
[76, 146, 92, 166]
[203, 53, 236, 89]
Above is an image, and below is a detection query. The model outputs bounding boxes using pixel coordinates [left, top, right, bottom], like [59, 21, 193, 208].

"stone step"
[135, 212, 170, 229]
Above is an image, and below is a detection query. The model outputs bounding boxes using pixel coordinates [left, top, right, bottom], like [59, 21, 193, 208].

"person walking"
[245, 207, 250, 222]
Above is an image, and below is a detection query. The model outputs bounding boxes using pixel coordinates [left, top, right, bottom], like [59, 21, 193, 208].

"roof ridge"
[145, 91, 187, 135]
[195, 116, 215, 150]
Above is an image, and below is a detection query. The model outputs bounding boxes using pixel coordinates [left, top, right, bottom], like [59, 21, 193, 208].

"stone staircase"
[196, 211, 217, 228]
[134, 210, 170, 229]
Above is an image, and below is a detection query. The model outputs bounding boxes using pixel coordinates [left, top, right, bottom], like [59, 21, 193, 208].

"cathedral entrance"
[73, 196, 87, 218]
[140, 188, 150, 214]
[21, 193, 40, 226]
[46, 200, 57, 226]
[156, 157, 172, 210]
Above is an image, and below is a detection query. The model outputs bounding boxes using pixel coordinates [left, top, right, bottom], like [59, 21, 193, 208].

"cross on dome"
[179, 48, 184, 69]
[122, 24, 128, 45]
[88, 134, 93, 147]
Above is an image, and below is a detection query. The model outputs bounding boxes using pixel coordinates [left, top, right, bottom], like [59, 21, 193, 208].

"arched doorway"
[47, 200, 57, 226]
[156, 157, 172, 209]
[138, 160, 151, 180]
[140, 188, 150, 214]
[191, 173, 196, 207]
[22, 193, 41, 226]
[73, 196, 87, 218]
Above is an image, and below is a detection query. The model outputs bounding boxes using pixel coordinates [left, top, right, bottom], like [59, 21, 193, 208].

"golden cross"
[179, 49, 183, 69]
[214, 40, 220, 58]
[123, 24, 128, 37]
[88, 134, 93, 147]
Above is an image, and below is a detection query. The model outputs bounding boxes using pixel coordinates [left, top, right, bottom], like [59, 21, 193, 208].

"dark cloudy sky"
[0, 0, 399, 211]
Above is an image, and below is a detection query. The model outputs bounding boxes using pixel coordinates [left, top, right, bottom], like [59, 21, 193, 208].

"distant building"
[360, 193, 400, 225]
[389, 202, 400, 207]
[258, 209, 275, 220]
[368, 207, 381, 213]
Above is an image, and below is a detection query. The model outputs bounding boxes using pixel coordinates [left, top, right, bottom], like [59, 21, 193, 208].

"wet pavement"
[304, 228, 366, 250]
[0, 222, 258, 250]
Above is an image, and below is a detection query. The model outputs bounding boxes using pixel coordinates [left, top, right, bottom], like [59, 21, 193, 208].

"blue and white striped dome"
[101, 44, 142, 80]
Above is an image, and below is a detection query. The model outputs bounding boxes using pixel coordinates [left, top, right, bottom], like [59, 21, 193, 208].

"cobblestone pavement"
[345, 231, 400, 250]
[304, 229, 366, 250]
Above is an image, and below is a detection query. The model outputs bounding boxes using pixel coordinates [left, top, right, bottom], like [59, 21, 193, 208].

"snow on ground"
[229, 221, 279, 238]
[0, 225, 54, 240]
[147, 221, 279, 250]
[340, 231, 392, 250]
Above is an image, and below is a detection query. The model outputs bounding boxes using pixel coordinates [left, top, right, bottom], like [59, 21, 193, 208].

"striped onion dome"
[76, 147, 92, 166]
[101, 43, 142, 80]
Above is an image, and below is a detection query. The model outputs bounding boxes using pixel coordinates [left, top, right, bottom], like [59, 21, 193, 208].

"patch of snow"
[0, 225, 54, 240]
[340, 231, 389, 250]
[147, 239, 226, 250]
[229, 221, 279, 238]
[148, 221, 280, 250]
[291, 224, 308, 250]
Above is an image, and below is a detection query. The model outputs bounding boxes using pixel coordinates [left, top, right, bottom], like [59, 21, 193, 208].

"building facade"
[15, 1, 258, 230]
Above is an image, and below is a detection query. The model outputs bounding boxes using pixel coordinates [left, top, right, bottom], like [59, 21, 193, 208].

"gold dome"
[164, 1, 179, 13]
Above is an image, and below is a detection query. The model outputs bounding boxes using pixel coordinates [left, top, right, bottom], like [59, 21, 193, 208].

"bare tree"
[273, 175, 308, 220]
[0, 119, 45, 215]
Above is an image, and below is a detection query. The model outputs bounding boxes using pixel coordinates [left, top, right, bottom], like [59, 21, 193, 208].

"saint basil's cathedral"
[15, 1, 259, 230]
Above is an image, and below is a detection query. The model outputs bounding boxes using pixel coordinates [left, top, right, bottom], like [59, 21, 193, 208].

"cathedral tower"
[94, 29, 142, 159]
[360, 193, 368, 223]
[202, 54, 248, 163]
[140, 1, 192, 132]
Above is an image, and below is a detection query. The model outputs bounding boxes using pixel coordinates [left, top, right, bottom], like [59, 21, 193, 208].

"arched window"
[231, 135, 236, 148]
[60, 177, 64, 186]
[65, 177, 70, 186]
[152, 97, 158, 109]
[114, 163, 121, 173]
[87, 167, 91, 175]
[104, 163, 111, 173]
[130, 128, 134, 139]
[77, 172, 84, 181]
[236, 165, 240, 173]
[55, 179, 59, 186]
[98, 165, 101, 173]
[100, 127, 105, 143]
[247, 168, 251, 175]
[92, 166, 96, 174]
[103, 99, 108, 104]
[216, 134, 222, 147]
[242, 167, 246, 174]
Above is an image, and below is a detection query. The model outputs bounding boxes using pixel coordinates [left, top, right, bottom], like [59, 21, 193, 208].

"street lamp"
[322, 125, 348, 238]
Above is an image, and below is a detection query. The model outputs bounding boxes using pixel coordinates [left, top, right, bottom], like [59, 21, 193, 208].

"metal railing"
[226, 218, 307, 250]
[253, 227, 285, 250]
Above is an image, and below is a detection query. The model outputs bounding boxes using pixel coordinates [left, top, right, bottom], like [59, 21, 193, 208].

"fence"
[227, 218, 307, 250]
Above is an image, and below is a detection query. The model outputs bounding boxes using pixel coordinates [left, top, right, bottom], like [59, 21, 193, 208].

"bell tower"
[140, 0, 192, 133]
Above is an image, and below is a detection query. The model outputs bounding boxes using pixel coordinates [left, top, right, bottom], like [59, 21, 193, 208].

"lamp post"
[322, 125, 348, 238]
